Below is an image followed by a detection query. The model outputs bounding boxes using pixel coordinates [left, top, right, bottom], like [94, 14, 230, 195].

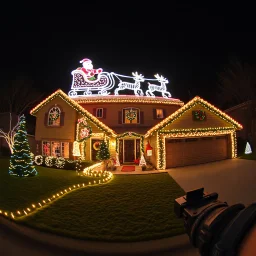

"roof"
[224, 100, 253, 113]
[30, 89, 117, 137]
[72, 95, 184, 106]
[145, 96, 243, 138]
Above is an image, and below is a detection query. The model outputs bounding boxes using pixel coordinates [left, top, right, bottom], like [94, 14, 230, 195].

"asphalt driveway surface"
[167, 158, 256, 206]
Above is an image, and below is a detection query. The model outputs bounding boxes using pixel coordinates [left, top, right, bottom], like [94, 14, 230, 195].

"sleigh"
[68, 70, 115, 97]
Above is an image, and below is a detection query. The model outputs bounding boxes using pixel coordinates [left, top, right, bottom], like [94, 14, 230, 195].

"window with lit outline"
[42, 141, 69, 158]
[123, 108, 140, 124]
[48, 106, 61, 126]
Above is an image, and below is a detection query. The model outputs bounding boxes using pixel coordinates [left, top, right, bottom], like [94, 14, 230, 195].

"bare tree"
[0, 75, 44, 153]
[216, 57, 256, 109]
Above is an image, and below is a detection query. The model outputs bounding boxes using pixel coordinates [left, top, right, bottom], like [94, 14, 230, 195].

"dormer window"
[48, 106, 61, 126]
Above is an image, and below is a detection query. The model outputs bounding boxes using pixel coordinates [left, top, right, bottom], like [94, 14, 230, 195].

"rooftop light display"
[68, 58, 173, 98]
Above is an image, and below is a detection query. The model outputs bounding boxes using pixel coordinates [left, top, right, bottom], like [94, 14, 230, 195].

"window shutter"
[103, 108, 106, 118]
[118, 111, 122, 124]
[60, 112, 65, 126]
[93, 108, 96, 116]
[153, 109, 157, 119]
[140, 112, 144, 124]
[163, 109, 166, 118]
[44, 113, 48, 126]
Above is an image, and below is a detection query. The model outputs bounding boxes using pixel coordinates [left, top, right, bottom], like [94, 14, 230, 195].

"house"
[224, 100, 256, 154]
[29, 59, 243, 169]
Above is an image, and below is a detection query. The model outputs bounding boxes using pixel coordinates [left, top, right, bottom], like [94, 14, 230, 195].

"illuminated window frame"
[122, 107, 140, 124]
[42, 140, 69, 158]
[48, 106, 61, 126]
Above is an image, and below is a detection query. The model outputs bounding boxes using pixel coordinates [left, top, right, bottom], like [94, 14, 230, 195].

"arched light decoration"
[68, 58, 173, 98]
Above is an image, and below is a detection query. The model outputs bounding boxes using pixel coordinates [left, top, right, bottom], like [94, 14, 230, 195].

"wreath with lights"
[45, 156, 54, 167]
[34, 155, 43, 165]
[126, 109, 137, 121]
[55, 157, 65, 168]
[192, 110, 206, 121]
[77, 118, 92, 142]
[93, 141, 101, 150]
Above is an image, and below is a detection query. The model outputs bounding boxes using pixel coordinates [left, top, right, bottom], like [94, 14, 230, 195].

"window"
[123, 108, 139, 124]
[156, 109, 164, 119]
[48, 106, 61, 126]
[96, 108, 103, 118]
[42, 141, 69, 158]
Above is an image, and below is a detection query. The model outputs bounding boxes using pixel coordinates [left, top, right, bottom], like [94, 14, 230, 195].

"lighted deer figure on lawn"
[146, 74, 172, 98]
[114, 72, 144, 96]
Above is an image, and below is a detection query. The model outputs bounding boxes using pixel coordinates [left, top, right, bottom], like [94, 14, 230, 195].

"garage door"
[165, 135, 228, 168]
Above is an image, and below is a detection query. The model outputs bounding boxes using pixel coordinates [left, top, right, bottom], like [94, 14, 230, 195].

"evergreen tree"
[9, 115, 37, 177]
[96, 140, 110, 171]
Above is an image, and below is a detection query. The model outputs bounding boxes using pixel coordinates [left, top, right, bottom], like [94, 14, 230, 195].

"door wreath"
[93, 141, 101, 150]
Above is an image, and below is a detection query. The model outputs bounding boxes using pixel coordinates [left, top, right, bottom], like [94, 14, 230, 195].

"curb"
[0, 216, 194, 255]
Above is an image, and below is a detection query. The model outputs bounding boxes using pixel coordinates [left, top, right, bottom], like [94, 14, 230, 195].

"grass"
[0, 158, 186, 242]
[0, 158, 94, 212]
[239, 152, 256, 160]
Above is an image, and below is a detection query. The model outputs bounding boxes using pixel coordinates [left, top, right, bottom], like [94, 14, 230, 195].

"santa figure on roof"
[77, 58, 103, 80]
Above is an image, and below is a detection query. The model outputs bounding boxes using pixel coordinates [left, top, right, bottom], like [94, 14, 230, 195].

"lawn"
[0, 158, 186, 242]
[0, 158, 95, 212]
[239, 152, 256, 160]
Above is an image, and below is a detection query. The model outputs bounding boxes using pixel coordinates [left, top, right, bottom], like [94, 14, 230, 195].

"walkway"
[112, 165, 167, 175]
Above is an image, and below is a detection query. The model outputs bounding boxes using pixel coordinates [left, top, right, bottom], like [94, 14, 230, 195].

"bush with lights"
[9, 115, 37, 177]
[33, 155, 94, 170]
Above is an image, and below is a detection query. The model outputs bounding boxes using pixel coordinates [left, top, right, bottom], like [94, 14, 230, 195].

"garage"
[165, 135, 228, 168]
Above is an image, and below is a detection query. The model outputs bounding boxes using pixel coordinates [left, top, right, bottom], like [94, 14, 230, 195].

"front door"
[91, 139, 103, 161]
[124, 140, 135, 163]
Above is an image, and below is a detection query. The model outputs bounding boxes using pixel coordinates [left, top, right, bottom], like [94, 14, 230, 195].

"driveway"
[167, 158, 256, 206]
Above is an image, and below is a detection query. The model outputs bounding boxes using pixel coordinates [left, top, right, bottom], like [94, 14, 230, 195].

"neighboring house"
[29, 89, 242, 169]
[224, 100, 256, 154]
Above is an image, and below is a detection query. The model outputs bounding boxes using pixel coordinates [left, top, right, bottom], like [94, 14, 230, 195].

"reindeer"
[114, 72, 144, 96]
[146, 74, 172, 98]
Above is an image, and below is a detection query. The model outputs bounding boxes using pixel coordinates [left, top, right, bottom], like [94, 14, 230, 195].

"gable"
[30, 89, 117, 137]
[145, 96, 243, 138]
[162, 102, 234, 131]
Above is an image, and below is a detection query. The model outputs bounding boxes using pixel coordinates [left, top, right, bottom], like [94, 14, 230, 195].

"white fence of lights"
[68, 58, 172, 98]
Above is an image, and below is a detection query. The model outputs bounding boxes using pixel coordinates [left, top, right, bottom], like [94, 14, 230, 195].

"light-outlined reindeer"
[114, 72, 144, 96]
[145, 74, 171, 98]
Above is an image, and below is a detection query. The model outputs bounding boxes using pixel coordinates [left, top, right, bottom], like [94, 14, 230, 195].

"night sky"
[1, 3, 256, 107]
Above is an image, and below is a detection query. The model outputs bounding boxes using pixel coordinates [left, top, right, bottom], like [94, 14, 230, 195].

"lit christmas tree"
[96, 140, 110, 171]
[9, 115, 37, 177]
[245, 142, 252, 154]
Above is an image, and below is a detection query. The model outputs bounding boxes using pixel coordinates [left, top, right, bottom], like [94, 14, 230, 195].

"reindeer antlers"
[132, 71, 144, 78]
[154, 74, 168, 83]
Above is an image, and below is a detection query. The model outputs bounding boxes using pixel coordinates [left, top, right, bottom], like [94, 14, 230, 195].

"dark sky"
[1, 2, 256, 106]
